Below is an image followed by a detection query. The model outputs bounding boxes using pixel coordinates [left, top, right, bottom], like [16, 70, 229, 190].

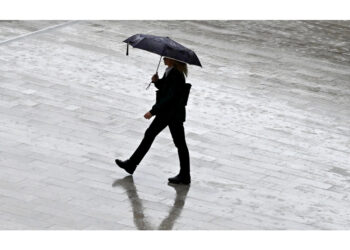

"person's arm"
[150, 70, 184, 116]
[152, 73, 165, 90]
[154, 79, 164, 89]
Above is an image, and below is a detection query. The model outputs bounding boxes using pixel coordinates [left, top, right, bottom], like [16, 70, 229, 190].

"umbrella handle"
[146, 82, 152, 90]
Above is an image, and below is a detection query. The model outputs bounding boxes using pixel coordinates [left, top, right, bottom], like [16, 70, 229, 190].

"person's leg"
[168, 121, 190, 181]
[128, 116, 168, 166]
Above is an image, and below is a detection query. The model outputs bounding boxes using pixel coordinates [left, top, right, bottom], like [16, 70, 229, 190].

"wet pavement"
[0, 20, 350, 229]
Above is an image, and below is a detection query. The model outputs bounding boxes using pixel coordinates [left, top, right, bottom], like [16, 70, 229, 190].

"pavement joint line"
[0, 20, 79, 46]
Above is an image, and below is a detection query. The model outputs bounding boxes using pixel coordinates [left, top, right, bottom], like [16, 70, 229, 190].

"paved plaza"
[0, 20, 350, 229]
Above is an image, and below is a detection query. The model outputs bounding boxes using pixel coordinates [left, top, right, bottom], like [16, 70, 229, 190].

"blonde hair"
[169, 58, 188, 77]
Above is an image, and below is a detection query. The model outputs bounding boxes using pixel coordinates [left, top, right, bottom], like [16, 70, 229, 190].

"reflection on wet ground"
[113, 176, 190, 230]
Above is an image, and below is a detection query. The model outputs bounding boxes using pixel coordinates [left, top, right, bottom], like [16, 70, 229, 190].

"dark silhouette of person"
[112, 176, 190, 230]
[115, 57, 191, 184]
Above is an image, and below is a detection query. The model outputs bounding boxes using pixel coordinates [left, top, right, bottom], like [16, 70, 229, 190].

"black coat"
[149, 67, 189, 122]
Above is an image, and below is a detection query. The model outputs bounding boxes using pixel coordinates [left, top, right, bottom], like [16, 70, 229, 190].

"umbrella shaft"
[156, 55, 162, 73]
[145, 56, 162, 90]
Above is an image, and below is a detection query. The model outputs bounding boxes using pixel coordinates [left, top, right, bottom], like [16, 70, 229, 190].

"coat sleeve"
[150, 70, 184, 116]
[154, 77, 164, 89]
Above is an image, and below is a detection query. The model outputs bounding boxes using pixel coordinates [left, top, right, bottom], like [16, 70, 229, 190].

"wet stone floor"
[0, 20, 350, 229]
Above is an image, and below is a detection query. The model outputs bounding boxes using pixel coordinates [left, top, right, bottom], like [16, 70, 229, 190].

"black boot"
[168, 174, 191, 185]
[115, 159, 136, 175]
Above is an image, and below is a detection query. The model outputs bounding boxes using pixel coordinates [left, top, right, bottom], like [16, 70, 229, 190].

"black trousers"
[129, 116, 190, 177]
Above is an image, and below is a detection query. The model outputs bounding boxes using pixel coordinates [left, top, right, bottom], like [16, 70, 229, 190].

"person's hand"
[144, 111, 153, 120]
[151, 73, 159, 83]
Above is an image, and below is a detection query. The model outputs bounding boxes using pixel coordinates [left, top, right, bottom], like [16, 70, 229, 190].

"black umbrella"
[123, 34, 202, 74]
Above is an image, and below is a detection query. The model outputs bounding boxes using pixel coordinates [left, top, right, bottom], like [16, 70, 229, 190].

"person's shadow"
[112, 176, 190, 230]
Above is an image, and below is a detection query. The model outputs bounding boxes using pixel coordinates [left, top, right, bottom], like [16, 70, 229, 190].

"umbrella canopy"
[123, 34, 202, 67]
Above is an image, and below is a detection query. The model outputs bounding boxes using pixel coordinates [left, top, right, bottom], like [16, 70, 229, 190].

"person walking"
[115, 57, 191, 185]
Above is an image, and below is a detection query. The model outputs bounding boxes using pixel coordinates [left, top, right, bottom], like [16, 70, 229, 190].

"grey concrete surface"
[0, 20, 350, 230]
